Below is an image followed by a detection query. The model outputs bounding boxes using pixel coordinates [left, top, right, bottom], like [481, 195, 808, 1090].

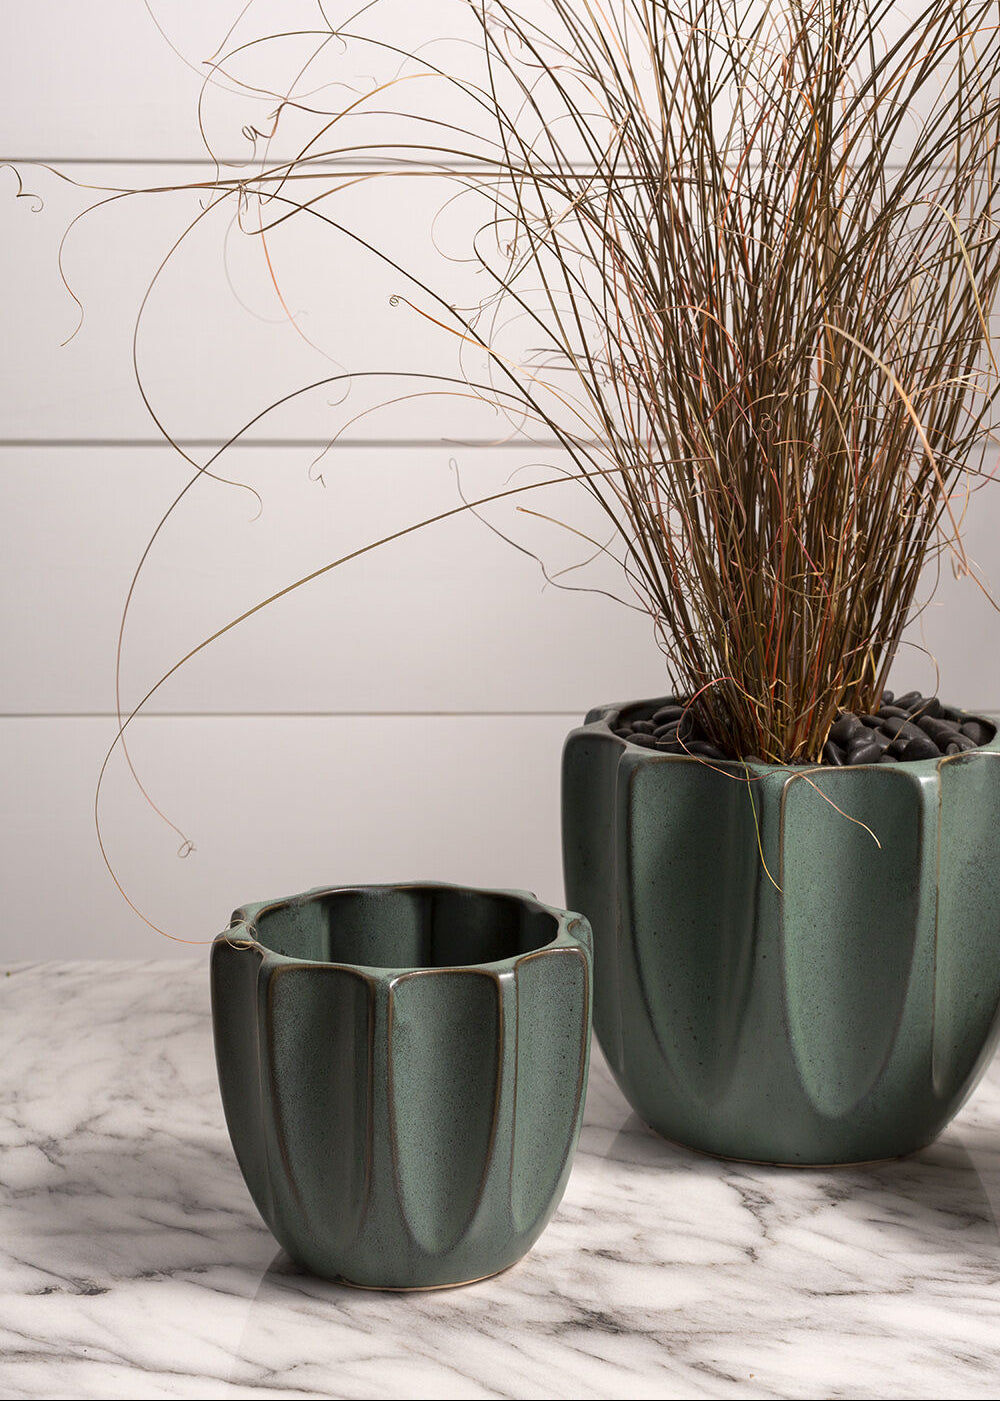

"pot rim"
[580, 694, 1000, 774]
[215, 879, 591, 977]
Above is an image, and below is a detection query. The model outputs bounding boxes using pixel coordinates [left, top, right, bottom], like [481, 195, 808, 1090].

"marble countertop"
[3, 964, 1000, 1400]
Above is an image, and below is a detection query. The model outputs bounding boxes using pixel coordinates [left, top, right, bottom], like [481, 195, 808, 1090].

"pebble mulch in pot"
[611, 692, 996, 764]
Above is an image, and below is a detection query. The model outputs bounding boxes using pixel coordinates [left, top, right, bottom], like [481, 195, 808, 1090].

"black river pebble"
[897, 734, 941, 761]
[847, 740, 883, 765]
[829, 715, 859, 744]
[962, 720, 992, 746]
[918, 716, 959, 741]
[651, 705, 686, 725]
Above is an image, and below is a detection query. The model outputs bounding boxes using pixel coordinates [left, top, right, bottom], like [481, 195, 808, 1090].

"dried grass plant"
[18, 1, 1000, 929]
[330, 0, 1000, 766]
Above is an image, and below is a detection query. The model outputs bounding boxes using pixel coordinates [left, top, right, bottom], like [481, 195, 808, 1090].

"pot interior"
[248, 885, 559, 969]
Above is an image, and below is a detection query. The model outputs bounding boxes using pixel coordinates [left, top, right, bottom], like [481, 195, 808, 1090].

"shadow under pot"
[211, 882, 593, 1289]
[562, 697, 1000, 1165]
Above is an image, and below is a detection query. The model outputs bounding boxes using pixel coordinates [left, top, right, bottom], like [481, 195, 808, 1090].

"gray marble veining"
[3, 962, 1000, 1399]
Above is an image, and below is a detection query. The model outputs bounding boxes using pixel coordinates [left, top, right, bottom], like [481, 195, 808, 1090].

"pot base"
[642, 1120, 933, 1170]
[331, 1262, 514, 1293]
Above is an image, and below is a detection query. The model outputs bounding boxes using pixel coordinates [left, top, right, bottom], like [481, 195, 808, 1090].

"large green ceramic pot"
[211, 882, 592, 1288]
[563, 698, 1000, 1164]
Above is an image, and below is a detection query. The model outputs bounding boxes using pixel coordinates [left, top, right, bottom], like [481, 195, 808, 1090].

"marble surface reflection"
[3, 962, 1000, 1399]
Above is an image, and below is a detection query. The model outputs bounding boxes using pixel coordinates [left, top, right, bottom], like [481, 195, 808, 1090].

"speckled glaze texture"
[562, 698, 1000, 1164]
[211, 883, 592, 1289]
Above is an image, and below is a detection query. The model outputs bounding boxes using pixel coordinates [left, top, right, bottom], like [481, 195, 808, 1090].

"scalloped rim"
[578, 695, 1000, 774]
[215, 880, 592, 976]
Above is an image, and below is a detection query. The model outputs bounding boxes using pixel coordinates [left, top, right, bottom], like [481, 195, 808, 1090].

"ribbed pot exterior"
[563, 699, 1000, 1164]
[211, 884, 592, 1288]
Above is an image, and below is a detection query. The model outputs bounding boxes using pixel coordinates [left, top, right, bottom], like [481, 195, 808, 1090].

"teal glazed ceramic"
[211, 882, 592, 1288]
[562, 697, 1000, 1164]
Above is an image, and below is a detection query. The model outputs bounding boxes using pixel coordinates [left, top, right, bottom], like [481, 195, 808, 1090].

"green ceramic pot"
[563, 697, 1000, 1164]
[211, 882, 592, 1288]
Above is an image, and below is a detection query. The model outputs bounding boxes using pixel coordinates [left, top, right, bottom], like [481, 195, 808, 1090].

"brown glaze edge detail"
[931, 748, 1000, 1093]
[777, 764, 927, 1117]
[513, 943, 592, 1139]
[642, 1118, 937, 1169]
[621, 759, 674, 1077]
[332, 1261, 517, 1293]
[264, 961, 377, 1219]
[232, 883, 568, 970]
[385, 967, 506, 1249]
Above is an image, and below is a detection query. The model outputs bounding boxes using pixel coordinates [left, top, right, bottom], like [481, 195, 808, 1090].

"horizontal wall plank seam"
[3, 157, 596, 170]
[0, 438, 565, 450]
[0, 711, 587, 720]
[1, 439, 991, 459]
[2, 155, 925, 171]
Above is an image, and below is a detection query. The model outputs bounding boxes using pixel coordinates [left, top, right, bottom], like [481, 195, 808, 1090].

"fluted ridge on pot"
[562, 699, 1000, 1164]
[211, 883, 592, 1288]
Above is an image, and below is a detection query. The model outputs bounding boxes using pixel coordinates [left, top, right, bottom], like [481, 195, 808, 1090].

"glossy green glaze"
[211, 882, 592, 1288]
[562, 698, 1000, 1164]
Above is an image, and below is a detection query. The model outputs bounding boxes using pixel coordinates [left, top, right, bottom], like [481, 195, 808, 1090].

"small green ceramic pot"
[563, 698, 1000, 1164]
[211, 882, 592, 1288]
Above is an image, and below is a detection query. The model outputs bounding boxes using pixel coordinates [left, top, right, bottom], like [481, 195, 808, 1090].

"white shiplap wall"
[2, 1, 998, 958]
